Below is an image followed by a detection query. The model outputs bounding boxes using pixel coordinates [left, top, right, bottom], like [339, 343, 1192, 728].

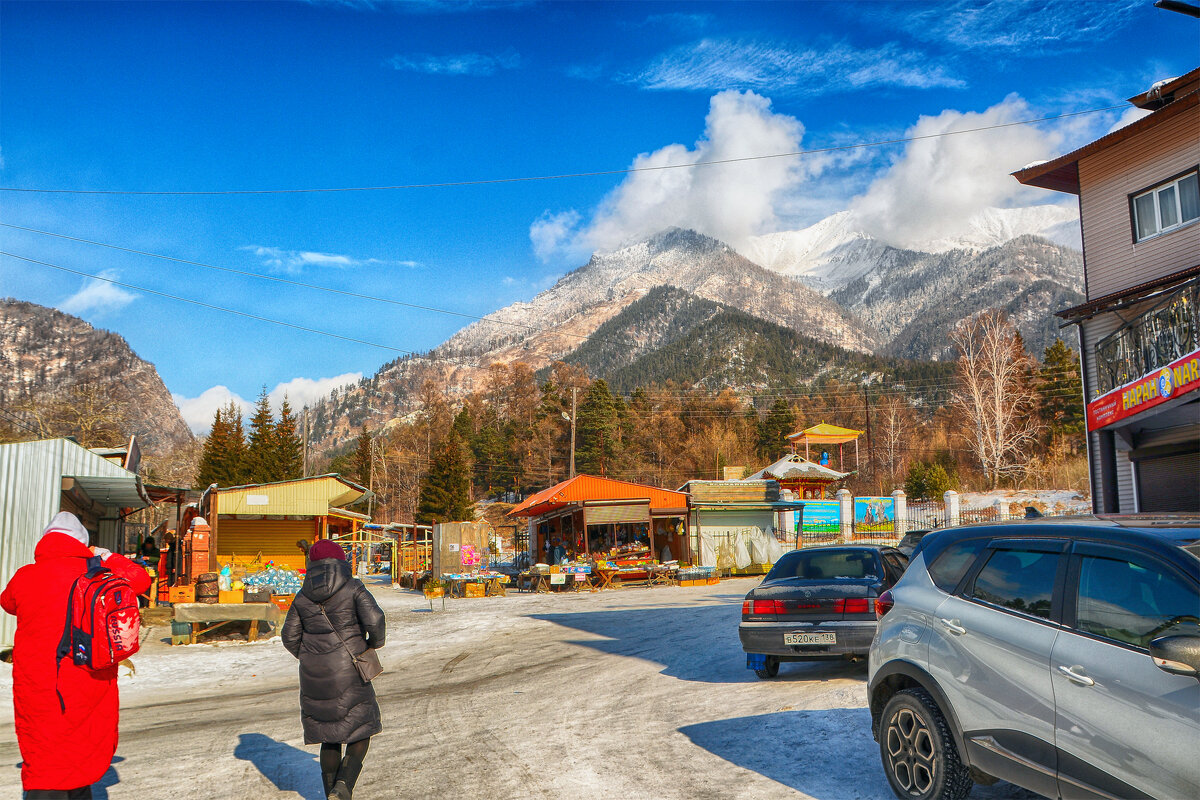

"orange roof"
[786, 422, 864, 444]
[509, 474, 688, 518]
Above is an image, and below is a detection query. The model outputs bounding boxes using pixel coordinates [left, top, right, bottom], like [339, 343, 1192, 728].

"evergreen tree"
[245, 387, 277, 483]
[194, 400, 248, 488]
[575, 379, 622, 476]
[756, 397, 795, 460]
[1038, 340, 1085, 453]
[416, 427, 472, 524]
[274, 395, 304, 480]
[352, 426, 372, 487]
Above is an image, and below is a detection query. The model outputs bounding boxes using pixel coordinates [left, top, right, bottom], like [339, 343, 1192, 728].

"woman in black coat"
[282, 540, 386, 800]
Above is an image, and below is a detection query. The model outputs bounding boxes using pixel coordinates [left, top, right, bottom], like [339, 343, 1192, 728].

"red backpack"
[56, 556, 142, 673]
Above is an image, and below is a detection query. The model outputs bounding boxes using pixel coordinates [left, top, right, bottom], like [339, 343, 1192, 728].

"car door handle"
[1057, 665, 1095, 686]
[939, 618, 966, 635]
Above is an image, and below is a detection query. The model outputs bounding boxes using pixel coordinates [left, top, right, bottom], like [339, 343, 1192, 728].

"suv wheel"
[879, 688, 971, 800]
[754, 655, 780, 679]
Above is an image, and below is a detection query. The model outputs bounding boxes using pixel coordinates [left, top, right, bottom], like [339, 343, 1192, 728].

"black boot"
[322, 770, 338, 797]
[328, 780, 351, 800]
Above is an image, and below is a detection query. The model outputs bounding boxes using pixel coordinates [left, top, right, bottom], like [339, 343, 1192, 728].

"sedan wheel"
[754, 655, 780, 679]
[879, 688, 971, 800]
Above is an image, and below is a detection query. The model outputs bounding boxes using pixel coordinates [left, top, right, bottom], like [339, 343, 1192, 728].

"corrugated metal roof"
[509, 474, 688, 518]
[215, 474, 369, 517]
[0, 438, 148, 647]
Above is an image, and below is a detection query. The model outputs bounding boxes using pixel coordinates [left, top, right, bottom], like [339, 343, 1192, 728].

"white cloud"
[532, 90, 808, 260]
[1106, 105, 1153, 135]
[242, 245, 417, 274]
[58, 271, 138, 316]
[387, 50, 519, 76]
[849, 95, 1066, 250]
[633, 38, 963, 95]
[173, 373, 363, 435]
[899, 0, 1139, 50]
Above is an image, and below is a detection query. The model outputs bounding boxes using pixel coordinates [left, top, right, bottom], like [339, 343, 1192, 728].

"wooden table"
[593, 569, 619, 590]
[172, 603, 281, 645]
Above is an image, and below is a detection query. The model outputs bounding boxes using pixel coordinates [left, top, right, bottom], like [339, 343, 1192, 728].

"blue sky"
[0, 0, 1195, 433]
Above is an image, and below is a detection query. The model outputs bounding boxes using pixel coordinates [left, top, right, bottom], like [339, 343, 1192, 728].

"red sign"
[1087, 348, 1200, 430]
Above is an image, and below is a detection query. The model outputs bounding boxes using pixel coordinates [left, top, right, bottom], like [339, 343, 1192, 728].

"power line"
[0, 250, 476, 362]
[0, 105, 1125, 196]
[0, 221, 642, 350]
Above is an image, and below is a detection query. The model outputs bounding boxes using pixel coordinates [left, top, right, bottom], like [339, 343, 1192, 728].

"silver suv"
[868, 517, 1200, 800]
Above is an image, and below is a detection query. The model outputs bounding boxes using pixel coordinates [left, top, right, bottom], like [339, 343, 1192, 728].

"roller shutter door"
[584, 504, 650, 525]
[1137, 449, 1200, 512]
[216, 518, 317, 562]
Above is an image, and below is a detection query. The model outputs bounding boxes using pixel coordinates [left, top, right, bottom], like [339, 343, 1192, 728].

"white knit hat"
[43, 511, 89, 546]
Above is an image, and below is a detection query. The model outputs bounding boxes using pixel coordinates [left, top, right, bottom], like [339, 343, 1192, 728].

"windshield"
[764, 549, 881, 582]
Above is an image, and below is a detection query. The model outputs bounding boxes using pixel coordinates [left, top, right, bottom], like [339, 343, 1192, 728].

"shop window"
[1131, 169, 1199, 242]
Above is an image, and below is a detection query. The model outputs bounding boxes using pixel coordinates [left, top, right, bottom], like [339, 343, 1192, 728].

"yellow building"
[200, 474, 371, 570]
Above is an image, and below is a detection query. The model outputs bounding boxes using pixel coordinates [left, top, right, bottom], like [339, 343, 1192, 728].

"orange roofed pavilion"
[510, 475, 689, 564]
[786, 422, 864, 471]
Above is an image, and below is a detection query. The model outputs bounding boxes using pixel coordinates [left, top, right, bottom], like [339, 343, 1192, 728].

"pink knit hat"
[308, 539, 347, 562]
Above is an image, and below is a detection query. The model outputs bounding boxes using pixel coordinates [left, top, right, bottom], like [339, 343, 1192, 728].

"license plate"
[785, 632, 836, 646]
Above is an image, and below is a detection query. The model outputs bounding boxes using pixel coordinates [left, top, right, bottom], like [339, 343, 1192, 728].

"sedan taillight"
[834, 598, 871, 614]
[876, 590, 894, 619]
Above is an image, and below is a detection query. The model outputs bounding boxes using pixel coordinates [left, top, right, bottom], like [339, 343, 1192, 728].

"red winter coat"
[0, 532, 151, 790]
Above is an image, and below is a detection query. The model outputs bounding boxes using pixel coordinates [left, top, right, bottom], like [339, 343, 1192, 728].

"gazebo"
[787, 423, 864, 471]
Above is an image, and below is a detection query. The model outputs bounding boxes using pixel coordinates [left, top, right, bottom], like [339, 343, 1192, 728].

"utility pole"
[569, 386, 577, 478]
[862, 378, 873, 477]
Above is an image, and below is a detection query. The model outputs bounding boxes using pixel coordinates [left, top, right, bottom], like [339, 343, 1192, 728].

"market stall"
[681, 479, 806, 575]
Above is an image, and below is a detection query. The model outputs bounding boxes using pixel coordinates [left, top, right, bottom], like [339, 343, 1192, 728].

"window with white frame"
[1132, 169, 1199, 241]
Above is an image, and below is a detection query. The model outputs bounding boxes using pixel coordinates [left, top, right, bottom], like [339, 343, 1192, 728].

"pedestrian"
[0, 511, 152, 799]
[139, 535, 157, 562]
[282, 539, 386, 800]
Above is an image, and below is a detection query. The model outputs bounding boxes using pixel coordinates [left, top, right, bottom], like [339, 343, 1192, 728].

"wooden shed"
[200, 474, 371, 571]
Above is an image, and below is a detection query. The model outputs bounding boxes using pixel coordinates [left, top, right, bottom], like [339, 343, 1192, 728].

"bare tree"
[876, 394, 915, 488]
[950, 310, 1043, 489]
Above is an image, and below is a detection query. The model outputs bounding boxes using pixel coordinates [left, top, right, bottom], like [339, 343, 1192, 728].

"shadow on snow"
[528, 595, 868, 685]
[232, 733, 324, 800]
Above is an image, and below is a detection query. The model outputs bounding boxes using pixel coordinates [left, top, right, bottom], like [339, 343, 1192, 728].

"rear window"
[926, 539, 987, 592]
[764, 549, 881, 581]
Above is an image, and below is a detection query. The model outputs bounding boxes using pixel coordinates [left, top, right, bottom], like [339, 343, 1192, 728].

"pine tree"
[245, 387, 277, 483]
[194, 400, 248, 488]
[575, 379, 622, 476]
[416, 426, 472, 524]
[756, 397, 795, 460]
[225, 400, 249, 485]
[274, 395, 304, 480]
[1038, 340, 1085, 453]
[352, 426, 372, 487]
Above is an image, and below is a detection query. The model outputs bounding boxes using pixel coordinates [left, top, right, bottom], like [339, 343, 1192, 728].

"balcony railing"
[1095, 280, 1198, 398]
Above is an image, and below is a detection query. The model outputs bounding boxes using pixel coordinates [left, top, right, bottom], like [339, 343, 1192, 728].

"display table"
[172, 602, 281, 645]
[444, 574, 508, 598]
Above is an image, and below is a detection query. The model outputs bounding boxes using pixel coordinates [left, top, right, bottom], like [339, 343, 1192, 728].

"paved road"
[0, 581, 1031, 799]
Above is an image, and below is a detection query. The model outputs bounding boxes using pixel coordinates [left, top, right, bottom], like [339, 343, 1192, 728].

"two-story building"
[1014, 69, 1199, 512]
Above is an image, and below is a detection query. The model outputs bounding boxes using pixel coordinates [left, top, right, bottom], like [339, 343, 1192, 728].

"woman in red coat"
[0, 512, 151, 799]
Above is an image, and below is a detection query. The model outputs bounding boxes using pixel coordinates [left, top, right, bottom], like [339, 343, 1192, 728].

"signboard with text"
[1087, 347, 1200, 431]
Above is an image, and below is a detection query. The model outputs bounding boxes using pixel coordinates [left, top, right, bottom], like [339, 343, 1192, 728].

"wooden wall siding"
[1077, 108, 1200, 300]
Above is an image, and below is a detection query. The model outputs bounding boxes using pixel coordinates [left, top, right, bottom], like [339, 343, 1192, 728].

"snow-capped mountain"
[741, 204, 1080, 292]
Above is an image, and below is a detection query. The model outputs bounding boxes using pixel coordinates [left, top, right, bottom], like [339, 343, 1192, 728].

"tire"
[879, 688, 971, 800]
[754, 655, 780, 679]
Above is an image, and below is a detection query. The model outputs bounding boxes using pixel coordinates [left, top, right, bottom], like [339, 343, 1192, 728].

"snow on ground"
[959, 489, 1090, 514]
[0, 579, 1035, 799]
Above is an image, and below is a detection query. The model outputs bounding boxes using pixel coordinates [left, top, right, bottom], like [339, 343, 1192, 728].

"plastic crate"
[168, 586, 195, 604]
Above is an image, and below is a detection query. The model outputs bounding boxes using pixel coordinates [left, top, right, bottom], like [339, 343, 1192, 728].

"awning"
[67, 474, 152, 510]
[1056, 266, 1199, 323]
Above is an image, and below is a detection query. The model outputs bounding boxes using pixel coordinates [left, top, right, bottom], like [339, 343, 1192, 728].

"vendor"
[140, 535, 158, 561]
[550, 538, 567, 565]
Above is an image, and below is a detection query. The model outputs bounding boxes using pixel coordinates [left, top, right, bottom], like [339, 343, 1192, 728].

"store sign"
[1087, 347, 1200, 430]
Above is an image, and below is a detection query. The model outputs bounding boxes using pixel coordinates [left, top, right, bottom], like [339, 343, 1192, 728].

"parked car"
[868, 516, 1200, 800]
[740, 545, 909, 678]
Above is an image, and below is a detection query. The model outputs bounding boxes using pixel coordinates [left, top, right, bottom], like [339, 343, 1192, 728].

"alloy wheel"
[884, 706, 937, 796]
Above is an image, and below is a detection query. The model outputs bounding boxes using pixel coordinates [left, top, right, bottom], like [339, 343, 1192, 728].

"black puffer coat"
[281, 559, 386, 744]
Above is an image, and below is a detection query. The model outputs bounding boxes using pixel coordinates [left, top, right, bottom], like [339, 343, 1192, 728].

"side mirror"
[1148, 635, 1200, 678]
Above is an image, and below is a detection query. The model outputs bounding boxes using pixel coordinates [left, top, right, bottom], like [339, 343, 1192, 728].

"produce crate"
[218, 590, 243, 604]
[244, 587, 272, 603]
[168, 585, 195, 604]
[464, 583, 485, 598]
[707, 576, 721, 585]
[270, 594, 294, 613]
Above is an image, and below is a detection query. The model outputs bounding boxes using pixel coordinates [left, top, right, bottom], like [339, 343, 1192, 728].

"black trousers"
[25, 788, 93, 800]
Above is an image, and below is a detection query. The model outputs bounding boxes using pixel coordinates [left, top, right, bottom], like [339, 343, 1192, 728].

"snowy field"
[0, 580, 1035, 799]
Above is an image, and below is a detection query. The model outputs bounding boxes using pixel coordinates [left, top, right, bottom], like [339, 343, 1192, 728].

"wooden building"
[1014, 69, 1199, 511]
[199, 474, 372, 571]
[680, 479, 806, 572]
[746, 453, 851, 499]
